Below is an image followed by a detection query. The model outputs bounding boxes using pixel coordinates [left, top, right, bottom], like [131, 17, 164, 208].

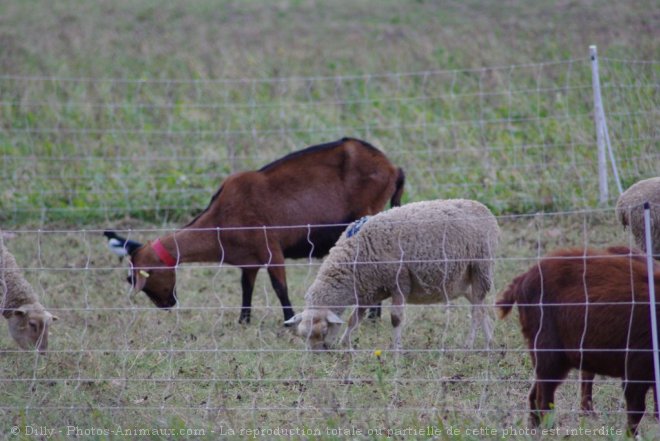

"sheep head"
[285, 308, 344, 351]
[7, 303, 57, 352]
[127, 244, 177, 309]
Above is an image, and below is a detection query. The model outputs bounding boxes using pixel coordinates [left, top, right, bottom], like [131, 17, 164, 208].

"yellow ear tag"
[139, 270, 150, 278]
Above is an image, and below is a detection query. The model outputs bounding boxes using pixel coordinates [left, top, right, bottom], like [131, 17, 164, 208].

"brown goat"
[119, 138, 404, 324]
[497, 247, 660, 435]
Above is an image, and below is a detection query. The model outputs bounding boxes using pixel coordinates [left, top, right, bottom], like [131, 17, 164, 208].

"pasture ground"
[2, 211, 659, 440]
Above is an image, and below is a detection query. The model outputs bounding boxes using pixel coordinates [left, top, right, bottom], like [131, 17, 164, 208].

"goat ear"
[128, 269, 148, 291]
[284, 314, 303, 326]
[326, 311, 344, 324]
[135, 272, 148, 291]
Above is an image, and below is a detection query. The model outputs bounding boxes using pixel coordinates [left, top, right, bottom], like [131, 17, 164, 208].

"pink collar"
[151, 239, 177, 267]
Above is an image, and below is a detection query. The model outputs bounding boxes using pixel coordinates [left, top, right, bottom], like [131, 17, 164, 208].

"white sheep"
[285, 199, 500, 351]
[1, 233, 57, 352]
[616, 177, 660, 259]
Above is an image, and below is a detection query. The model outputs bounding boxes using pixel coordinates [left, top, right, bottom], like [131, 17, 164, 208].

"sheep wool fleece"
[616, 176, 660, 256]
[0, 237, 39, 319]
[305, 199, 500, 314]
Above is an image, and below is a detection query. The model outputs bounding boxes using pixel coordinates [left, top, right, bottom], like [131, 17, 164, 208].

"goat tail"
[390, 167, 405, 207]
[495, 273, 525, 319]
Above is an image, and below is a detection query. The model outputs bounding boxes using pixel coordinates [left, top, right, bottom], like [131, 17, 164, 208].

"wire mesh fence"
[1, 57, 657, 225]
[0, 57, 659, 438]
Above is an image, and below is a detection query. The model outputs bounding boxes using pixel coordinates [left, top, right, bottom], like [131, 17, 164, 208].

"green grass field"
[1, 1, 659, 439]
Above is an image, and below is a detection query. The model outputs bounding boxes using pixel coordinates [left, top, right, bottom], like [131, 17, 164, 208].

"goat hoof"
[238, 316, 251, 325]
[366, 308, 381, 320]
[282, 311, 296, 327]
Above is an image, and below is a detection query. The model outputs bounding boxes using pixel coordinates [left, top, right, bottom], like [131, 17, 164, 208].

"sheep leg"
[530, 354, 569, 427]
[622, 382, 650, 436]
[466, 265, 493, 347]
[472, 302, 494, 347]
[391, 291, 405, 356]
[266, 263, 295, 323]
[467, 303, 489, 348]
[529, 377, 561, 426]
[580, 371, 595, 414]
[536, 379, 560, 425]
[239, 268, 259, 324]
[339, 306, 367, 348]
[528, 383, 540, 426]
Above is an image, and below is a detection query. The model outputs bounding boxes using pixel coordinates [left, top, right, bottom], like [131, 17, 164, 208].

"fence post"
[590, 45, 608, 204]
[590, 45, 623, 204]
[643, 202, 660, 410]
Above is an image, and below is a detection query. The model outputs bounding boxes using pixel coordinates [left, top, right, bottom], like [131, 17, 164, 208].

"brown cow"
[114, 138, 404, 324]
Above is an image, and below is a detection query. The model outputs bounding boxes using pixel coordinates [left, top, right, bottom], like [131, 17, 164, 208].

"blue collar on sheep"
[346, 216, 370, 238]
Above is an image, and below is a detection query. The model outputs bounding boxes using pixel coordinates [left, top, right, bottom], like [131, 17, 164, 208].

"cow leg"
[239, 267, 259, 324]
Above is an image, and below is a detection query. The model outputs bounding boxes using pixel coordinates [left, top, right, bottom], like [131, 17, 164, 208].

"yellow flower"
[374, 349, 382, 358]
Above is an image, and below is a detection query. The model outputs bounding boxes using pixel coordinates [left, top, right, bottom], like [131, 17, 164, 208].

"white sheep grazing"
[616, 177, 660, 259]
[285, 199, 500, 351]
[1, 234, 57, 352]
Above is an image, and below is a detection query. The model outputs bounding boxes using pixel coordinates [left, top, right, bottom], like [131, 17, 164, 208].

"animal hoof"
[579, 404, 596, 417]
[366, 307, 381, 320]
[282, 310, 296, 326]
[238, 316, 251, 325]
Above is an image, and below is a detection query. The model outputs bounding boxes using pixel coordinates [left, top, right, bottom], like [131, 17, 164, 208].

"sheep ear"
[284, 314, 303, 326]
[13, 305, 28, 316]
[326, 311, 344, 324]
